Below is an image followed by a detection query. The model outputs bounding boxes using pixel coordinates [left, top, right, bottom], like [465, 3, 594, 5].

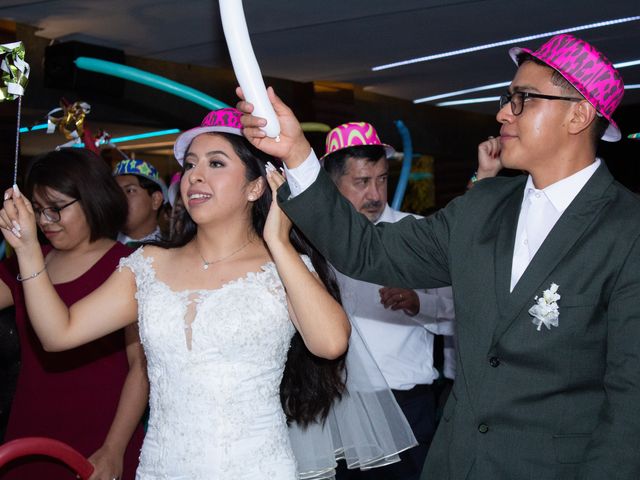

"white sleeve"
[283, 149, 322, 197]
[413, 286, 455, 336]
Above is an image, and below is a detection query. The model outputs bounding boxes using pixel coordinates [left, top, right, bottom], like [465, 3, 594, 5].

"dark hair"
[517, 53, 607, 149]
[163, 132, 347, 427]
[323, 145, 387, 181]
[25, 148, 128, 241]
[135, 175, 163, 197]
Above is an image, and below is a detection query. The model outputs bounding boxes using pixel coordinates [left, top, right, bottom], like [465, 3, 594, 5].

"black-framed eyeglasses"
[499, 91, 583, 116]
[33, 199, 79, 223]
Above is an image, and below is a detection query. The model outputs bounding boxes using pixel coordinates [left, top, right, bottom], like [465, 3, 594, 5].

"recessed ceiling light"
[373, 16, 640, 71]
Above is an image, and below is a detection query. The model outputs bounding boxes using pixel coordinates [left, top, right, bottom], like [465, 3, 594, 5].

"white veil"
[288, 319, 417, 479]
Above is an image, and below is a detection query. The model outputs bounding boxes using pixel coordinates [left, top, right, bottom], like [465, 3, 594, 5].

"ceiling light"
[373, 16, 640, 71]
[436, 96, 500, 107]
[19, 123, 48, 133]
[436, 83, 640, 108]
[108, 129, 180, 144]
[415, 82, 510, 104]
[416, 57, 640, 104]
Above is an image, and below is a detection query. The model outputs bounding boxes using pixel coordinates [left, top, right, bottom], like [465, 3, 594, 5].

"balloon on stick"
[391, 120, 413, 210]
[0, 42, 30, 186]
[219, 0, 281, 139]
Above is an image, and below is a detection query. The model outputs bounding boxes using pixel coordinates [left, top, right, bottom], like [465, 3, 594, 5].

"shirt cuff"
[283, 150, 321, 197]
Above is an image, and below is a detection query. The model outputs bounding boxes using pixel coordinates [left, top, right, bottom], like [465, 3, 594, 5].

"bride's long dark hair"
[162, 132, 346, 427]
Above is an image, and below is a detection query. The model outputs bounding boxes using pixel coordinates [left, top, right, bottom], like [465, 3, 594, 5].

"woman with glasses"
[0, 148, 146, 480]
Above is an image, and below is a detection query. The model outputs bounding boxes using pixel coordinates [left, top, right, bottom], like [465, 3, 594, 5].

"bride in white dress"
[1, 108, 351, 480]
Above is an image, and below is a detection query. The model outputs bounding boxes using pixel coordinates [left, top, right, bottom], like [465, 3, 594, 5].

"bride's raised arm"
[262, 168, 350, 360]
[0, 186, 138, 351]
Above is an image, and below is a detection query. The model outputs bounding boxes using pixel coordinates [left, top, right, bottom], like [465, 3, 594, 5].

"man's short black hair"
[322, 145, 387, 181]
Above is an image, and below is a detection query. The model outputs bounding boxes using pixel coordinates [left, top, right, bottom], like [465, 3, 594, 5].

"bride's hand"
[263, 164, 292, 249]
[0, 185, 39, 253]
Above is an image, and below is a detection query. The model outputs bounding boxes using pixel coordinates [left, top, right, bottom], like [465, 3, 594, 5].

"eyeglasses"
[499, 91, 583, 116]
[33, 199, 79, 223]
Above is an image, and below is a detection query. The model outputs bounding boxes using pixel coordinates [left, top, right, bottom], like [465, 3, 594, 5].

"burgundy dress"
[0, 243, 144, 479]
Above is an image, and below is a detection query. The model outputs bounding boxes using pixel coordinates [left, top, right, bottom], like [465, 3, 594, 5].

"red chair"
[0, 437, 94, 479]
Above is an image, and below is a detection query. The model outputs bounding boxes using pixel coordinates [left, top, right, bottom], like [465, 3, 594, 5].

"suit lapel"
[494, 184, 524, 317]
[491, 163, 615, 346]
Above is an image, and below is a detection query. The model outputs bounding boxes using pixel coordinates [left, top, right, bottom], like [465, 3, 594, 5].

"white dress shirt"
[510, 159, 601, 291]
[285, 154, 456, 389]
[335, 205, 455, 389]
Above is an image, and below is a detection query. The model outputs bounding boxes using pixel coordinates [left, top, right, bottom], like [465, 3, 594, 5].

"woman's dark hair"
[164, 132, 346, 427]
[25, 148, 128, 242]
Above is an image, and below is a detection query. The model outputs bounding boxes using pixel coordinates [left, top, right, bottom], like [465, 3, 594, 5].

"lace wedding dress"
[120, 248, 299, 479]
[120, 248, 417, 480]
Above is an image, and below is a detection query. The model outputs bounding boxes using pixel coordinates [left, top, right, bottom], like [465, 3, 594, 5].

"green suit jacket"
[279, 163, 640, 480]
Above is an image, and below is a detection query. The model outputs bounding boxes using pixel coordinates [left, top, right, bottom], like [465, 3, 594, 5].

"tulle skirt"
[288, 321, 417, 479]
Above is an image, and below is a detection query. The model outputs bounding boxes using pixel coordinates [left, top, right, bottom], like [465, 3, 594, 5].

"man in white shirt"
[238, 33, 640, 479]
[320, 122, 455, 480]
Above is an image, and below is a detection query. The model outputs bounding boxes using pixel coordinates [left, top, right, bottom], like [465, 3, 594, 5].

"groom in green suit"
[238, 34, 640, 479]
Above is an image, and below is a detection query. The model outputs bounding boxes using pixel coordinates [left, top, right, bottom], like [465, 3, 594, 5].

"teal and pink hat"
[174, 107, 243, 165]
[321, 122, 395, 161]
[509, 34, 624, 142]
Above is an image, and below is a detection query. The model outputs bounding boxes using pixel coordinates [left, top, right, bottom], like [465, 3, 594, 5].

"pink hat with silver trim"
[321, 122, 395, 161]
[174, 108, 243, 164]
[509, 34, 624, 142]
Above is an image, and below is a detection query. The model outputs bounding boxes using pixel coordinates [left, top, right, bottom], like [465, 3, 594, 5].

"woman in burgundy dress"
[0, 148, 146, 480]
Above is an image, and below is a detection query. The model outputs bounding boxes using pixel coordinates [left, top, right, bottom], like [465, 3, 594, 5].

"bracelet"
[17, 265, 47, 282]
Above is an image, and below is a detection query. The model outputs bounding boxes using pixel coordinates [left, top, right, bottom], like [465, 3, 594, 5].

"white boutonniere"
[529, 283, 560, 331]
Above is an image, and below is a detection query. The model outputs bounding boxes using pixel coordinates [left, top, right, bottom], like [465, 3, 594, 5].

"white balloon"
[220, 0, 281, 139]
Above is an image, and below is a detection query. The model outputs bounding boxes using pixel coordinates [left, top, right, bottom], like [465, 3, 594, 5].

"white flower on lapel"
[529, 283, 561, 331]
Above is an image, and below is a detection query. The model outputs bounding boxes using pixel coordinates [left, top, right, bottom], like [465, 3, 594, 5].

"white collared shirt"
[510, 159, 601, 290]
[334, 205, 456, 389]
[117, 226, 163, 246]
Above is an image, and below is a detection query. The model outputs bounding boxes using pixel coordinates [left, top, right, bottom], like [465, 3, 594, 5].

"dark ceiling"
[2, 0, 639, 117]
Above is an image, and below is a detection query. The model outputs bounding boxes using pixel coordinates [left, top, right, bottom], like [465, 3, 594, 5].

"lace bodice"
[119, 248, 302, 479]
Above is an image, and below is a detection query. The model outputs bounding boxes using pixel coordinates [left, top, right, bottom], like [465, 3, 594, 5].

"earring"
[248, 194, 256, 201]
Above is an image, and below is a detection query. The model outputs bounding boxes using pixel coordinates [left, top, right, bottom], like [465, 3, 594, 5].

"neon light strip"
[19, 123, 48, 133]
[373, 16, 640, 71]
[108, 129, 180, 143]
[415, 82, 510, 104]
[435, 83, 640, 107]
[415, 58, 640, 104]
[19, 126, 181, 144]
[436, 96, 500, 107]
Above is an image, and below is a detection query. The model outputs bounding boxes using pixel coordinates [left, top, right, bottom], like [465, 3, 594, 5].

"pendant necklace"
[197, 239, 251, 270]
